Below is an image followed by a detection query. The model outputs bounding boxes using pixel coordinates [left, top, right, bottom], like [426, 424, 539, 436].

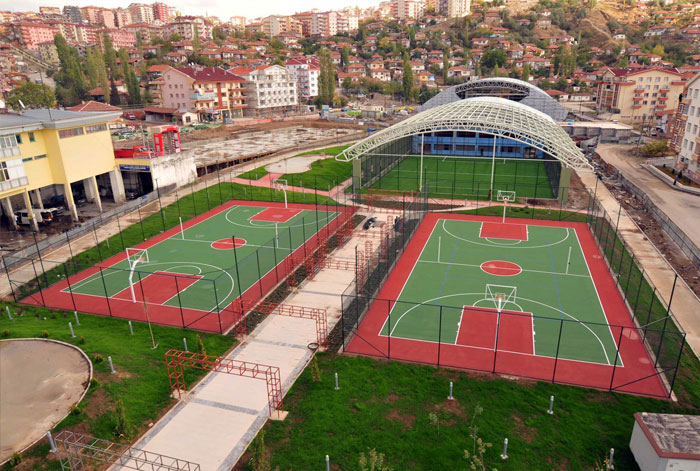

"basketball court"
[346, 212, 669, 397]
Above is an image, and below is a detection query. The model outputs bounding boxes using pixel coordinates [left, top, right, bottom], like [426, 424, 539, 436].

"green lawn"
[0, 302, 234, 470]
[236, 144, 353, 190]
[250, 353, 696, 471]
[370, 156, 557, 200]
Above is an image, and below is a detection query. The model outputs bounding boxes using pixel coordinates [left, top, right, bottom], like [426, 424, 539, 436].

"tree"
[402, 53, 413, 101]
[119, 48, 142, 105]
[85, 48, 100, 89]
[103, 35, 119, 79]
[6, 81, 55, 109]
[341, 46, 350, 68]
[480, 49, 507, 71]
[316, 49, 335, 106]
[442, 55, 449, 83]
[521, 63, 531, 81]
[342, 77, 352, 91]
[109, 79, 120, 105]
[53, 34, 88, 106]
[192, 25, 201, 53]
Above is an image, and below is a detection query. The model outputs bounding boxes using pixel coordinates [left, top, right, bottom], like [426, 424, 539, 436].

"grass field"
[0, 302, 234, 471]
[250, 353, 695, 471]
[348, 213, 670, 398]
[21, 201, 344, 333]
[369, 155, 557, 200]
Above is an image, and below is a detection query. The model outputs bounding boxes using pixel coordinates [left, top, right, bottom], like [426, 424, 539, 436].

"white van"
[15, 209, 46, 226]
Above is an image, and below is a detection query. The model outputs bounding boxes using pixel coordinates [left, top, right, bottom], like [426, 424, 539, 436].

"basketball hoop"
[274, 179, 288, 209]
[496, 190, 516, 224]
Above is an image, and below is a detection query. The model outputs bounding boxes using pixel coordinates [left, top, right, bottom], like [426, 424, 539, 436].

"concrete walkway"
[577, 170, 700, 356]
[118, 225, 371, 471]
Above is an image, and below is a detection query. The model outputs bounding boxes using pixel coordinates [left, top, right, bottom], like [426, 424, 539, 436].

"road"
[596, 143, 700, 249]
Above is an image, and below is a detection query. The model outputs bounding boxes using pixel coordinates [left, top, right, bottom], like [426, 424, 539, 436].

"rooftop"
[635, 413, 700, 459]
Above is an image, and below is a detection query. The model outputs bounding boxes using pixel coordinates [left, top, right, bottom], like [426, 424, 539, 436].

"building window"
[0, 135, 18, 149]
[34, 154, 47, 160]
[58, 127, 84, 138]
[28, 132, 35, 142]
[85, 123, 107, 134]
[15, 134, 22, 144]
[22, 157, 33, 162]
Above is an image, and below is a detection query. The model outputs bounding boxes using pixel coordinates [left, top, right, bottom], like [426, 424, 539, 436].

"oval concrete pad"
[265, 155, 327, 174]
[0, 339, 91, 462]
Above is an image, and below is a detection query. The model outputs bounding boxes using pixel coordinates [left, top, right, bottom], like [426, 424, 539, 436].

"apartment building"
[446, 0, 471, 18]
[393, 0, 425, 20]
[155, 66, 247, 121]
[285, 57, 320, 100]
[102, 28, 137, 48]
[80, 6, 114, 27]
[8, 23, 57, 49]
[311, 11, 338, 37]
[123, 23, 163, 43]
[0, 109, 125, 231]
[36, 41, 59, 65]
[164, 17, 212, 41]
[114, 8, 133, 27]
[672, 73, 700, 183]
[128, 3, 154, 24]
[229, 16, 247, 29]
[596, 67, 686, 126]
[262, 15, 302, 37]
[152, 2, 170, 23]
[63, 6, 82, 23]
[293, 12, 312, 37]
[231, 65, 298, 116]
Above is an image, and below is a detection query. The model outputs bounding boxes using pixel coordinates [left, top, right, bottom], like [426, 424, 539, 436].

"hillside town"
[1, 0, 700, 470]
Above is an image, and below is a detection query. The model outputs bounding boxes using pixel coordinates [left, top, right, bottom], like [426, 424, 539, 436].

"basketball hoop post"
[179, 217, 184, 240]
[502, 197, 508, 224]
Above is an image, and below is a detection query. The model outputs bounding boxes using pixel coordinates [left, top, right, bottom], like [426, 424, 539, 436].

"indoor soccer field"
[369, 155, 557, 199]
[347, 213, 667, 396]
[23, 201, 343, 333]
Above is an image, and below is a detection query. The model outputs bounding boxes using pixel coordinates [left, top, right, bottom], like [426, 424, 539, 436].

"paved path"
[596, 143, 700, 248]
[577, 170, 700, 356]
[117, 227, 371, 471]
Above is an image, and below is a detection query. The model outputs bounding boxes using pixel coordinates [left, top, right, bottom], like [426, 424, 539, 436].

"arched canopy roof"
[419, 77, 568, 121]
[337, 97, 591, 170]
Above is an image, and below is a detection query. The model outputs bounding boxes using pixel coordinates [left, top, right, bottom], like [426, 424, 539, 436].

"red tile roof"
[67, 101, 122, 112]
[176, 66, 245, 82]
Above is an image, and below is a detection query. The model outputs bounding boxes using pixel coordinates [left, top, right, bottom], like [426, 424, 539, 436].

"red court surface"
[457, 307, 534, 354]
[479, 221, 528, 240]
[112, 272, 201, 303]
[480, 260, 522, 276]
[20, 200, 355, 334]
[211, 238, 247, 250]
[249, 207, 301, 222]
[346, 213, 670, 398]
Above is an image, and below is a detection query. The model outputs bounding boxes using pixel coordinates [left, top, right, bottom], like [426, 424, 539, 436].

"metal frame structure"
[337, 97, 591, 171]
[419, 77, 568, 121]
[164, 350, 283, 416]
[53, 430, 200, 471]
[254, 301, 328, 345]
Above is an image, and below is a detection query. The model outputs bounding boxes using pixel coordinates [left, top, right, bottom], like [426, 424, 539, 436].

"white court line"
[572, 229, 623, 367]
[378, 221, 438, 337]
[442, 220, 569, 249]
[417, 259, 591, 278]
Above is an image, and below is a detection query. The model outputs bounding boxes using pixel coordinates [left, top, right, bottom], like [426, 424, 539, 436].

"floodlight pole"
[419, 133, 425, 191]
[489, 133, 497, 201]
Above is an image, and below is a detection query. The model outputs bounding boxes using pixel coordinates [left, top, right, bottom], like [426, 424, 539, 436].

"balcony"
[0, 176, 28, 194]
[189, 91, 216, 101]
[0, 144, 21, 159]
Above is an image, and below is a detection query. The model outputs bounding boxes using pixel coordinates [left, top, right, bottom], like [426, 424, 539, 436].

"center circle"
[480, 260, 522, 276]
[211, 238, 247, 250]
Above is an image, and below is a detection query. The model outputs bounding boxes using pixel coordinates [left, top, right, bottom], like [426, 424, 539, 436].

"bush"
[70, 405, 81, 415]
[9, 452, 22, 466]
[114, 399, 127, 436]
[311, 355, 322, 382]
[93, 353, 104, 363]
[90, 377, 100, 388]
[196, 334, 206, 356]
[641, 140, 669, 157]
[2, 329, 10, 338]
[40, 330, 50, 338]
[78, 336, 86, 345]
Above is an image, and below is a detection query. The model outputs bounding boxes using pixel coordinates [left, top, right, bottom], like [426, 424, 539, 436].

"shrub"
[70, 405, 81, 415]
[40, 330, 50, 338]
[93, 353, 104, 363]
[90, 377, 100, 388]
[9, 452, 21, 466]
[114, 399, 127, 436]
[196, 334, 206, 355]
[641, 140, 669, 157]
[78, 336, 86, 345]
[311, 355, 322, 382]
[251, 430, 271, 471]
[2, 329, 10, 338]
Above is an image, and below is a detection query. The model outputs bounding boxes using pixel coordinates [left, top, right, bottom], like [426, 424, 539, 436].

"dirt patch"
[433, 398, 467, 418]
[386, 409, 415, 431]
[511, 414, 537, 443]
[386, 392, 401, 403]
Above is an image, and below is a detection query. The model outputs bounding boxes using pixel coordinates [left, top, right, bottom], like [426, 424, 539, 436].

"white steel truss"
[337, 97, 592, 171]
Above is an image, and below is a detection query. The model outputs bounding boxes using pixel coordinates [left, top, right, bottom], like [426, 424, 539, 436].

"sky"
[3, 0, 380, 21]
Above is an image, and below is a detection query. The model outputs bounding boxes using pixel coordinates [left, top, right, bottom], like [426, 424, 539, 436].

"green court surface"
[370, 155, 556, 199]
[64, 204, 338, 314]
[381, 218, 620, 366]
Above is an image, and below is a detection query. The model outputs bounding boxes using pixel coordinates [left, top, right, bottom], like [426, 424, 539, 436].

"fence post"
[492, 310, 501, 373]
[212, 278, 223, 334]
[608, 326, 625, 391]
[643, 287, 657, 341]
[387, 299, 391, 359]
[552, 318, 564, 383]
[231, 236, 244, 303]
[174, 276, 185, 327]
[98, 266, 112, 317]
[32, 231, 50, 291]
[116, 212, 125, 251]
[62, 263, 78, 312]
[623, 253, 636, 296]
[653, 274, 678, 368]
[29, 259, 46, 306]
[2, 255, 17, 302]
[667, 338, 685, 398]
[191, 184, 198, 216]
[137, 205, 146, 241]
[302, 217, 307, 258]
[437, 306, 443, 367]
[632, 269, 645, 316]
[255, 250, 263, 296]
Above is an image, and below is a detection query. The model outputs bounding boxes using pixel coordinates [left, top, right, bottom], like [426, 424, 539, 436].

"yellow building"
[596, 67, 686, 126]
[0, 109, 125, 231]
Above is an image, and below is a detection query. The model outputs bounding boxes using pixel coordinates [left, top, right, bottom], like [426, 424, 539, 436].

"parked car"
[125, 189, 140, 200]
[15, 209, 47, 226]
